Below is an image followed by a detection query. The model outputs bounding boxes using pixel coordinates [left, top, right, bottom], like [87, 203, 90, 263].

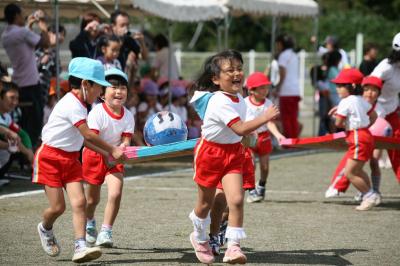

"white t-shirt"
[41, 92, 88, 152]
[245, 96, 273, 133]
[138, 102, 163, 121]
[164, 104, 188, 123]
[201, 91, 246, 144]
[374, 102, 386, 118]
[88, 103, 134, 146]
[371, 58, 400, 115]
[336, 95, 372, 130]
[1, 25, 40, 87]
[152, 47, 179, 80]
[278, 49, 300, 96]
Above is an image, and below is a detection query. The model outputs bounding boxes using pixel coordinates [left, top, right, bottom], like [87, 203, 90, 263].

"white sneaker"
[355, 194, 377, 211]
[95, 230, 113, 248]
[325, 186, 340, 198]
[37, 223, 61, 257]
[72, 246, 102, 263]
[374, 193, 382, 206]
[86, 222, 98, 245]
[354, 192, 363, 202]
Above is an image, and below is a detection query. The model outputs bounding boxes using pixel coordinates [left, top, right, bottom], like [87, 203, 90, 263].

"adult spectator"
[110, 10, 148, 83]
[151, 33, 180, 80]
[371, 32, 400, 181]
[275, 34, 301, 138]
[1, 4, 49, 148]
[318, 35, 350, 69]
[69, 12, 103, 59]
[36, 24, 66, 99]
[359, 43, 378, 76]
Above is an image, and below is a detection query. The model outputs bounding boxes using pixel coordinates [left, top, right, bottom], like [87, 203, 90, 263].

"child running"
[33, 57, 125, 263]
[189, 50, 279, 264]
[330, 68, 379, 211]
[244, 72, 286, 203]
[83, 68, 134, 247]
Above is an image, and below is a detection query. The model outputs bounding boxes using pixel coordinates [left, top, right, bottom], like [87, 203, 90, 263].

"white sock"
[189, 210, 210, 242]
[226, 226, 246, 247]
[364, 189, 375, 199]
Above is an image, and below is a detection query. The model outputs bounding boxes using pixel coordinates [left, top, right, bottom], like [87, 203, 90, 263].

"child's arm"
[77, 123, 125, 160]
[368, 110, 378, 127]
[230, 105, 280, 136]
[121, 136, 132, 147]
[267, 121, 286, 141]
[17, 142, 34, 163]
[335, 116, 346, 129]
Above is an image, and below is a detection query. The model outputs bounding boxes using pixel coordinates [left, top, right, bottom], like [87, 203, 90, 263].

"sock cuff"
[226, 226, 246, 240]
[189, 210, 211, 226]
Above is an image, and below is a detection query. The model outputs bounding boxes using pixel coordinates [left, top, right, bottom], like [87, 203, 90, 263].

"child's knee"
[228, 194, 244, 209]
[108, 190, 122, 202]
[71, 195, 87, 210]
[52, 203, 66, 216]
[86, 195, 100, 206]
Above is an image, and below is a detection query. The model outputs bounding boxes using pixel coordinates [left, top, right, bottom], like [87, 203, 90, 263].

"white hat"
[392, 32, 400, 51]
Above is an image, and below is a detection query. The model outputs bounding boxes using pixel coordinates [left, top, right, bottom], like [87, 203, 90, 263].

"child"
[137, 80, 162, 130]
[189, 50, 279, 264]
[331, 68, 379, 211]
[326, 76, 389, 204]
[166, 86, 188, 123]
[244, 72, 286, 203]
[83, 68, 134, 247]
[97, 35, 122, 70]
[33, 57, 125, 263]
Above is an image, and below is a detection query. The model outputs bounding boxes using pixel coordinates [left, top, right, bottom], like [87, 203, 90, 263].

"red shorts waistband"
[202, 139, 242, 150]
[42, 144, 80, 159]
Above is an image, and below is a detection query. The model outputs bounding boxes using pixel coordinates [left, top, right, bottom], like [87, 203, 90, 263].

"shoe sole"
[37, 223, 60, 257]
[189, 233, 215, 264]
[246, 197, 263, 203]
[72, 248, 102, 263]
[96, 241, 113, 248]
[223, 255, 247, 264]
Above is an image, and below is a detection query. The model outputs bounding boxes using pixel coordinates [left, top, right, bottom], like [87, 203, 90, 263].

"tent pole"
[114, 0, 120, 10]
[312, 16, 319, 136]
[168, 22, 173, 111]
[54, 0, 60, 100]
[224, 14, 230, 49]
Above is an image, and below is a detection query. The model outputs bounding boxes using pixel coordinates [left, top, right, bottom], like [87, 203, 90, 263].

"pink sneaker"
[189, 232, 215, 264]
[223, 245, 247, 264]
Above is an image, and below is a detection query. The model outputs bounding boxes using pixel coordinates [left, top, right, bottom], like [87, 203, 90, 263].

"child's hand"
[111, 146, 126, 162]
[263, 105, 280, 121]
[328, 106, 338, 116]
[277, 134, 286, 143]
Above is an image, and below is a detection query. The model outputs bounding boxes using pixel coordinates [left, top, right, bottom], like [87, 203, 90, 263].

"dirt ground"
[0, 151, 399, 265]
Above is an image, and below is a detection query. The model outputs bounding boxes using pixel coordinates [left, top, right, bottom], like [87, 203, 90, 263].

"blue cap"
[68, 57, 111, 87]
[105, 67, 128, 83]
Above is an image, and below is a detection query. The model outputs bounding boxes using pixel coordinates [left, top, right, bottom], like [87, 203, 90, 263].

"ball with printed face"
[143, 111, 188, 146]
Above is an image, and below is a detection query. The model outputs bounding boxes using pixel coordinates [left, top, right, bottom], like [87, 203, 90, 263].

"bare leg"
[221, 173, 244, 227]
[42, 186, 66, 229]
[194, 185, 216, 218]
[345, 159, 370, 194]
[210, 189, 227, 236]
[65, 182, 87, 239]
[85, 184, 101, 220]
[103, 173, 123, 226]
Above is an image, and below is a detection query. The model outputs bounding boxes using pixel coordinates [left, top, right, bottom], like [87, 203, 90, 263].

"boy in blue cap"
[82, 68, 134, 248]
[33, 58, 125, 263]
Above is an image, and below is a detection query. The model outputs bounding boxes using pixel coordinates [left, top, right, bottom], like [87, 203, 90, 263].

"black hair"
[338, 83, 363, 96]
[190, 49, 243, 93]
[68, 76, 93, 89]
[388, 50, 400, 64]
[106, 74, 128, 87]
[110, 10, 129, 25]
[276, 34, 295, 50]
[80, 12, 101, 31]
[48, 24, 66, 35]
[153, 34, 169, 50]
[97, 35, 121, 50]
[363, 43, 377, 56]
[0, 82, 18, 98]
[326, 50, 342, 68]
[4, 3, 21, 24]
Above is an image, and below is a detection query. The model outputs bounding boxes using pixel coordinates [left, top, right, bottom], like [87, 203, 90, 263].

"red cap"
[362, 76, 383, 90]
[331, 68, 364, 84]
[246, 72, 271, 89]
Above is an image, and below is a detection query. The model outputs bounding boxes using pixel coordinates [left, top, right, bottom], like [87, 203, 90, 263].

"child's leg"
[103, 173, 123, 226]
[258, 154, 269, 185]
[85, 184, 101, 221]
[370, 149, 382, 193]
[65, 182, 87, 239]
[345, 159, 370, 193]
[210, 189, 226, 236]
[42, 186, 66, 229]
[221, 173, 245, 241]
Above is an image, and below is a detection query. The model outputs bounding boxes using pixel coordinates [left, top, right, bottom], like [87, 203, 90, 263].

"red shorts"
[82, 148, 124, 185]
[193, 139, 244, 188]
[217, 147, 255, 190]
[251, 131, 273, 155]
[346, 128, 374, 162]
[32, 144, 82, 188]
